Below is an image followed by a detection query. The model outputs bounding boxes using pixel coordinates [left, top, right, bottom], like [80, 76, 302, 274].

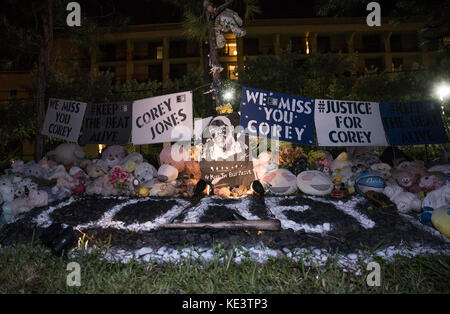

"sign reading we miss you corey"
[314, 99, 388, 146]
[41, 98, 87, 143]
[240, 87, 315, 145]
[132, 91, 193, 144]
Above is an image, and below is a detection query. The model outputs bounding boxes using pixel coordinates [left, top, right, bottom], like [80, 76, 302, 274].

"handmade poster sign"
[314, 99, 388, 146]
[198, 112, 256, 189]
[132, 91, 193, 145]
[240, 87, 315, 145]
[80, 102, 132, 145]
[41, 98, 87, 143]
[379, 101, 448, 146]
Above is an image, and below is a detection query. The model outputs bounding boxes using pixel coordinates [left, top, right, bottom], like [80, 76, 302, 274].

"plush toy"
[396, 160, 427, 177]
[214, 187, 232, 198]
[2, 189, 48, 223]
[23, 160, 46, 179]
[419, 172, 446, 192]
[69, 167, 88, 196]
[4, 160, 24, 175]
[0, 177, 15, 203]
[383, 184, 421, 213]
[431, 205, 450, 237]
[422, 182, 450, 211]
[12, 176, 26, 199]
[133, 162, 158, 188]
[332, 165, 354, 186]
[262, 168, 298, 195]
[392, 169, 421, 193]
[297, 170, 333, 196]
[101, 145, 127, 169]
[428, 164, 450, 174]
[39, 185, 71, 203]
[214, 8, 246, 48]
[149, 181, 177, 197]
[370, 163, 392, 180]
[252, 152, 279, 181]
[331, 152, 352, 172]
[177, 161, 202, 198]
[157, 164, 178, 183]
[347, 146, 380, 167]
[315, 151, 333, 175]
[119, 152, 144, 173]
[159, 144, 188, 173]
[87, 160, 109, 179]
[47, 143, 85, 166]
[48, 165, 77, 190]
[85, 174, 118, 196]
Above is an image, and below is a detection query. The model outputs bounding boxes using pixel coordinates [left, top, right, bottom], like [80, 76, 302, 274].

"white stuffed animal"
[2, 189, 48, 223]
[383, 184, 421, 213]
[134, 162, 158, 188]
[0, 177, 15, 203]
[422, 182, 450, 211]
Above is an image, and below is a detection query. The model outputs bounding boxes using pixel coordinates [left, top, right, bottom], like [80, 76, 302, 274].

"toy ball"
[262, 169, 297, 195]
[297, 170, 333, 196]
[431, 205, 450, 237]
[355, 170, 386, 195]
[138, 187, 149, 197]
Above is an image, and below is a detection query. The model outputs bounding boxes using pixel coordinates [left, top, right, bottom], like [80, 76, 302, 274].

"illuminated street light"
[436, 82, 450, 101]
[223, 90, 234, 101]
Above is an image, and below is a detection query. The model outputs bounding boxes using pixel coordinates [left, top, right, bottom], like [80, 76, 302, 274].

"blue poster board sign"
[379, 100, 448, 146]
[240, 87, 315, 145]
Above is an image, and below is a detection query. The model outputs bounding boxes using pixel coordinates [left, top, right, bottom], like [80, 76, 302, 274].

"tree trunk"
[34, 0, 53, 161]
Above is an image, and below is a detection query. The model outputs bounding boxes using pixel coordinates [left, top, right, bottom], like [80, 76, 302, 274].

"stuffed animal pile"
[1, 143, 449, 238]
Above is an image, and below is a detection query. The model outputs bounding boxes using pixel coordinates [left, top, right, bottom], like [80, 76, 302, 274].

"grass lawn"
[0, 240, 449, 294]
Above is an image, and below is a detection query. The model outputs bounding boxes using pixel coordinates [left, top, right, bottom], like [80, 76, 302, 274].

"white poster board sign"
[41, 98, 87, 143]
[132, 91, 193, 145]
[314, 99, 388, 146]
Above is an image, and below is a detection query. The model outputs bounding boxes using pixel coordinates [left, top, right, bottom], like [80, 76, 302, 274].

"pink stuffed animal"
[419, 172, 446, 192]
[393, 170, 421, 193]
[101, 145, 127, 169]
[158, 144, 188, 173]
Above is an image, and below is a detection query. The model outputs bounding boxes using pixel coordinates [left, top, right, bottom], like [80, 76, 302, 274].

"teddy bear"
[158, 144, 188, 173]
[101, 145, 127, 169]
[331, 152, 352, 172]
[214, 8, 246, 48]
[23, 160, 47, 179]
[371, 163, 392, 180]
[176, 160, 202, 197]
[252, 152, 279, 182]
[0, 176, 15, 204]
[133, 162, 158, 189]
[418, 172, 446, 192]
[422, 182, 450, 211]
[85, 174, 118, 196]
[149, 181, 177, 197]
[396, 160, 427, 177]
[383, 184, 422, 213]
[87, 159, 109, 179]
[392, 169, 422, 194]
[47, 143, 85, 167]
[48, 165, 77, 190]
[69, 167, 88, 195]
[2, 189, 48, 223]
[119, 152, 144, 173]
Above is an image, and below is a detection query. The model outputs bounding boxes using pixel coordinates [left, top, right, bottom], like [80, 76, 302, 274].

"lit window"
[225, 39, 237, 56]
[228, 64, 238, 80]
[157, 46, 163, 60]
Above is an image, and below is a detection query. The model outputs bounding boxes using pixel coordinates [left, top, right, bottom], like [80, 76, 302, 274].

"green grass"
[0, 241, 449, 294]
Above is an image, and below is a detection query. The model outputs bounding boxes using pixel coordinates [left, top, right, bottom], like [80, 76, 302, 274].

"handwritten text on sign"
[240, 87, 315, 145]
[379, 101, 448, 145]
[314, 99, 388, 146]
[41, 98, 87, 143]
[80, 102, 132, 145]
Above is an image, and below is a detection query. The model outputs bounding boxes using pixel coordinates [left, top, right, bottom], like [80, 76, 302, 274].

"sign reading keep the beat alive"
[314, 99, 388, 146]
[240, 87, 315, 145]
[80, 102, 132, 145]
[132, 91, 193, 145]
[379, 101, 448, 145]
[41, 98, 87, 143]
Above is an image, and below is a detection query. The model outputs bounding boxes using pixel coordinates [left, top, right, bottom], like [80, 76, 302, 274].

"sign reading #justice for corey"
[132, 91, 193, 145]
[314, 99, 388, 146]
[240, 87, 315, 145]
[80, 102, 132, 145]
[41, 98, 87, 143]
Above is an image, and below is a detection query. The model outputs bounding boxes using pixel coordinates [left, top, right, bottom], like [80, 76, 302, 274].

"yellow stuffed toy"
[431, 205, 450, 237]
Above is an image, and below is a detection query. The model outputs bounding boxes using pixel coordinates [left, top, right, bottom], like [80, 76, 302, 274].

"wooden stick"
[162, 219, 281, 231]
